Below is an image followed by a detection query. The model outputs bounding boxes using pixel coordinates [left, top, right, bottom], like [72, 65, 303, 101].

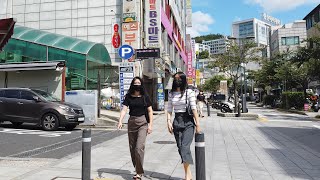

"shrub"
[263, 95, 277, 106]
[281, 92, 305, 110]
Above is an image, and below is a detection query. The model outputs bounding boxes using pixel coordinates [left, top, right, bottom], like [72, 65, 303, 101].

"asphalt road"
[248, 104, 320, 153]
[0, 122, 126, 159]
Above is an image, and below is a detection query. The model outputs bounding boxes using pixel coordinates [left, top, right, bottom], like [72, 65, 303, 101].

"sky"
[187, 0, 320, 37]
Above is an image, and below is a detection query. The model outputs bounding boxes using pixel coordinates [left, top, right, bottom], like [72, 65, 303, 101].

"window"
[4, 90, 20, 99]
[281, 36, 299, 45]
[0, 90, 4, 97]
[20, 91, 35, 100]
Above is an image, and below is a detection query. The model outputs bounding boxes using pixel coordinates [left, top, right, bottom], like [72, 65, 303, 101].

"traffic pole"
[207, 103, 210, 116]
[82, 129, 91, 180]
[195, 132, 206, 180]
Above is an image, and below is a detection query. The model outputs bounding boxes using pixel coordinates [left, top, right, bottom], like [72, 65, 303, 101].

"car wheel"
[65, 124, 77, 131]
[11, 122, 23, 127]
[42, 113, 59, 131]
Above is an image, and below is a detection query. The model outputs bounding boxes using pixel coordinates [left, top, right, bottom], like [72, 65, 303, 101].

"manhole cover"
[153, 141, 175, 144]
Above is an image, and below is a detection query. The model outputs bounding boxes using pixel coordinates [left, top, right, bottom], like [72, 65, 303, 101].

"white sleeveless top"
[167, 89, 197, 113]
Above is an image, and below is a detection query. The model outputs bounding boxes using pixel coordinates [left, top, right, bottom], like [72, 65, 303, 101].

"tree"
[194, 34, 224, 43]
[198, 50, 209, 59]
[202, 75, 229, 92]
[208, 39, 261, 112]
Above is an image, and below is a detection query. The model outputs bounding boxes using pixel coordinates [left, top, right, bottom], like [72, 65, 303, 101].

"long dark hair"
[127, 76, 146, 96]
[171, 72, 187, 98]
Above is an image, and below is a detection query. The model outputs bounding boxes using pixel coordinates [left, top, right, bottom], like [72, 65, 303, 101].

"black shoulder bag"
[185, 90, 194, 116]
[143, 95, 150, 123]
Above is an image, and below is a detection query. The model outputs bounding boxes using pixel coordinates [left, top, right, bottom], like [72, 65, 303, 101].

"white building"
[202, 37, 229, 55]
[195, 43, 210, 54]
[270, 20, 307, 57]
[232, 18, 273, 70]
[232, 18, 272, 58]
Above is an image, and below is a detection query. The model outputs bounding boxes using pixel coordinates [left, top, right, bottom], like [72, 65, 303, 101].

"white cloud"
[245, 0, 319, 13]
[187, 11, 215, 37]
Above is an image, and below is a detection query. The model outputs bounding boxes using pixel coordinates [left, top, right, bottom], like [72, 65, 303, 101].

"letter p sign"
[119, 45, 134, 60]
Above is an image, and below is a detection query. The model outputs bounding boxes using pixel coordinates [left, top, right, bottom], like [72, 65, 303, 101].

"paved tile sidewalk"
[3, 106, 320, 180]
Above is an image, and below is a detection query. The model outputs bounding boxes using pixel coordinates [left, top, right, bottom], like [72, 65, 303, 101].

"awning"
[0, 18, 15, 51]
[0, 61, 65, 71]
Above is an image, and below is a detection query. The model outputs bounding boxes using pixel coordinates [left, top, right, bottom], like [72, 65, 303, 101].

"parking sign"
[118, 45, 134, 60]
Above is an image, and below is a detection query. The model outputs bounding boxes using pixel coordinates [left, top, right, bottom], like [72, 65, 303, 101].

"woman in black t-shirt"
[117, 77, 153, 179]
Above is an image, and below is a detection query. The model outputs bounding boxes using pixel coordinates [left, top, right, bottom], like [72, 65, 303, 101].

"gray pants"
[128, 115, 148, 174]
[173, 112, 195, 164]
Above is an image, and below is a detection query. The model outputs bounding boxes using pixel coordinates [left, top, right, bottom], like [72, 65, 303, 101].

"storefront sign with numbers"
[119, 62, 135, 107]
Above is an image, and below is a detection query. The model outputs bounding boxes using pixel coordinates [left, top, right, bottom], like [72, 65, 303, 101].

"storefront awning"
[0, 61, 65, 71]
[0, 18, 15, 51]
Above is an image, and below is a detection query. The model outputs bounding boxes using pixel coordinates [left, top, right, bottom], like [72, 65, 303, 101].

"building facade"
[303, 4, 320, 47]
[232, 18, 271, 59]
[1, 0, 190, 110]
[270, 20, 307, 57]
[202, 37, 229, 55]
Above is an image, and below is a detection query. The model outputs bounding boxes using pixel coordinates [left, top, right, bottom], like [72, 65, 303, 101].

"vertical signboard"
[157, 83, 164, 110]
[196, 69, 200, 86]
[191, 39, 196, 68]
[119, 62, 135, 107]
[122, 22, 139, 48]
[186, 0, 192, 27]
[187, 52, 193, 85]
[145, 0, 161, 48]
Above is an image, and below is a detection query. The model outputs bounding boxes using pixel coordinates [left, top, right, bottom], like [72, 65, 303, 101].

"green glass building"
[0, 25, 114, 90]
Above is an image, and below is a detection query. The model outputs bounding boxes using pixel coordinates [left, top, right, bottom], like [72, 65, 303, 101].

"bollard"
[237, 102, 241, 117]
[207, 103, 210, 116]
[195, 132, 206, 180]
[82, 129, 91, 180]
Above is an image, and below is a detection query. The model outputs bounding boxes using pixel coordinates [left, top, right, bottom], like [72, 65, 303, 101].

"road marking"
[313, 125, 320, 129]
[258, 114, 268, 122]
[0, 128, 72, 137]
[266, 120, 313, 123]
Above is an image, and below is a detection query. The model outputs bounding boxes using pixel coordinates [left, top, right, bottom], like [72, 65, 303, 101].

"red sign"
[112, 24, 121, 48]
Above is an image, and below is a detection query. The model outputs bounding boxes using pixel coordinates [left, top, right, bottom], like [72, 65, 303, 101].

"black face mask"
[133, 85, 142, 91]
[173, 79, 183, 88]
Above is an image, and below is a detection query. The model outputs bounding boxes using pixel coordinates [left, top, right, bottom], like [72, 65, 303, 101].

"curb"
[217, 112, 259, 118]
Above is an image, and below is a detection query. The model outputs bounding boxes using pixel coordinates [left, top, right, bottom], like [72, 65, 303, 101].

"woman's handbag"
[185, 90, 194, 116]
[143, 95, 150, 123]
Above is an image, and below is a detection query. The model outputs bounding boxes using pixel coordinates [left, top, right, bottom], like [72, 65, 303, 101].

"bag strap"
[185, 89, 189, 112]
[143, 95, 147, 107]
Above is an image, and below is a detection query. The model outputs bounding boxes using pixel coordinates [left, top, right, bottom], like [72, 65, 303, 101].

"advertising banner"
[157, 83, 165, 110]
[145, 0, 161, 48]
[122, 22, 139, 48]
[187, 51, 193, 85]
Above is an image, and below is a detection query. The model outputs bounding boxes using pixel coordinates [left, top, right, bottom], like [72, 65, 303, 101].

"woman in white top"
[166, 72, 201, 180]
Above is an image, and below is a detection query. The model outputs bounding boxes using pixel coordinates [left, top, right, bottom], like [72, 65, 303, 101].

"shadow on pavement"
[97, 168, 182, 180]
[258, 126, 320, 179]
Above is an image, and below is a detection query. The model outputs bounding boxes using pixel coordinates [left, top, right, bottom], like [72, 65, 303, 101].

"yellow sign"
[187, 77, 193, 85]
[196, 70, 200, 86]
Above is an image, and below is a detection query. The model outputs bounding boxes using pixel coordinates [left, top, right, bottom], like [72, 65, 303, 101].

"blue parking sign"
[119, 45, 134, 59]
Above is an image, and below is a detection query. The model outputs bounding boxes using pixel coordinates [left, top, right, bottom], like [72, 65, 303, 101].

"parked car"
[0, 88, 84, 131]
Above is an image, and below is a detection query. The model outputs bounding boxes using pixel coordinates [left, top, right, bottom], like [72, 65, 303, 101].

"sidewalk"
[3, 107, 320, 179]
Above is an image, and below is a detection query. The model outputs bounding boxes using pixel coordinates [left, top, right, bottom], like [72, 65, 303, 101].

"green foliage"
[263, 95, 277, 106]
[194, 34, 224, 43]
[198, 50, 209, 59]
[281, 92, 305, 110]
[202, 75, 228, 92]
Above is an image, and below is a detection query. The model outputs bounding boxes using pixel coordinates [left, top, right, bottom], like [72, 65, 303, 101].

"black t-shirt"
[123, 95, 152, 116]
[197, 94, 206, 102]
